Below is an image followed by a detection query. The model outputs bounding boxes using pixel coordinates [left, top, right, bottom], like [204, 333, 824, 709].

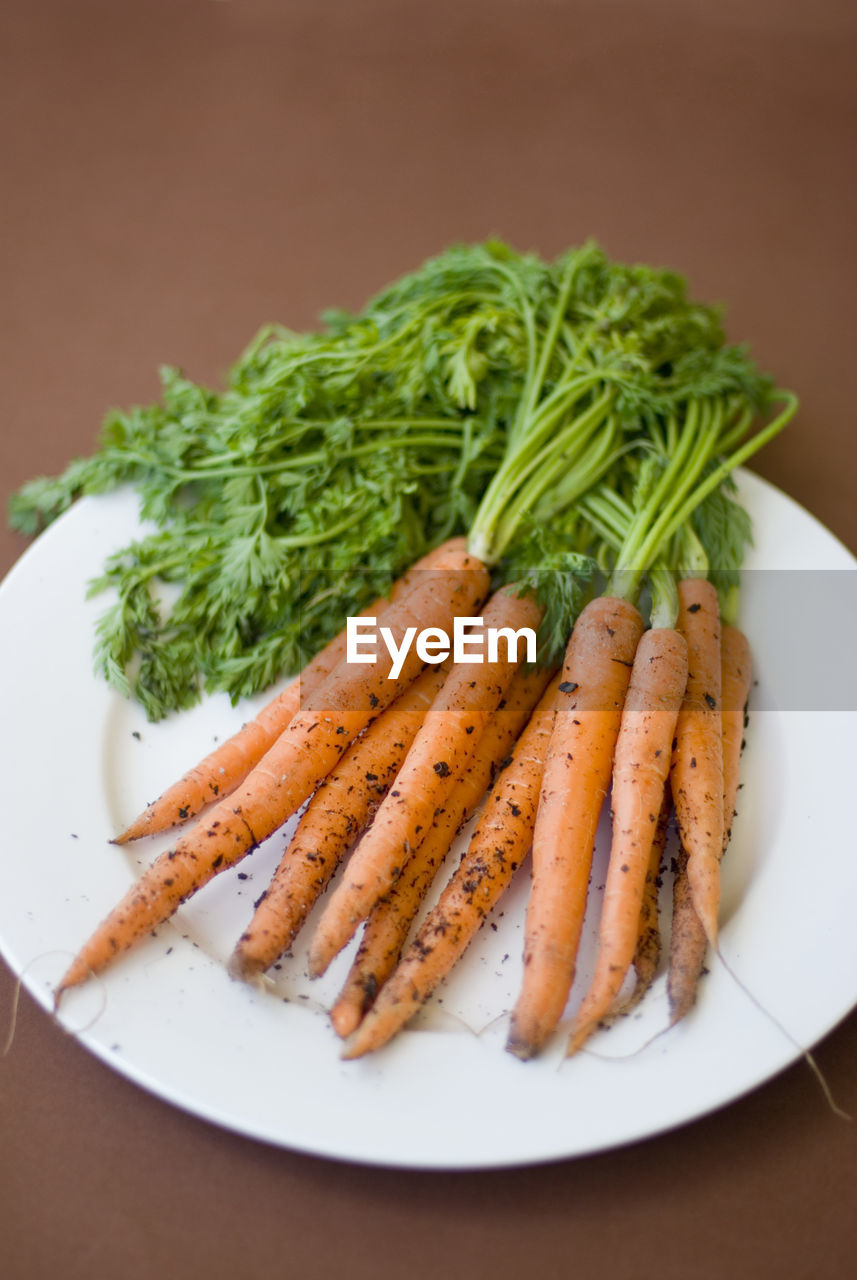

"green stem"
[268, 507, 369, 550]
[650, 390, 798, 557]
[607, 390, 797, 602]
[512, 251, 580, 441]
[124, 432, 494, 486]
[504, 389, 614, 507]
[675, 521, 710, 579]
[467, 374, 603, 561]
[608, 399, 707, 595]
[648, 567, 679, 628]
[531, 416, 622, 521]
[628, 401, 722, 576]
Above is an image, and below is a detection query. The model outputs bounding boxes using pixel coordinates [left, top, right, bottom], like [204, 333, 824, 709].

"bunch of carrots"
[55, 244, 797, 1060]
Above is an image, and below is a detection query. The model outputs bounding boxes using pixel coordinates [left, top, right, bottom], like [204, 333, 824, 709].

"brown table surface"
[3, 2, 856, 1277]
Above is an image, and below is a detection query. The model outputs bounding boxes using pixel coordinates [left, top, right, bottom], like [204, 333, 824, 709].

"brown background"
[2, 2, 856, 1277]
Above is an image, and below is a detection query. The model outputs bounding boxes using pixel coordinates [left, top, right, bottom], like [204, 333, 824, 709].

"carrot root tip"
[330, 1002, 362, 1040]
[667, 994, 697, 1027]
[306, 949, 332, 980]
[226, 950, 265, 985]
[505, 1033, 538, 1062]
[339, 1037, 367, 1061]
[566, 1024, 593, 1057]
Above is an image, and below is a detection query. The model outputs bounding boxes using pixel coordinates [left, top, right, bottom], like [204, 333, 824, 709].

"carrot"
[306, 583, 544, 978]
[566, 626, 688, 1055]
[115, 538, 470, 843]
[667, 623, 751, 1024]
[55, 548, 489, 1000]
[607, 781, 672, 1021]
[505, 596, 645, 1060]
[561, 778, 671, 1033]
[666, 844, 705, 1026]
[669, 577, 723, 950]
[341, 675, 562, 1059]
[720, 626, 752, 851]
[329, 663, 553, 1038]
[226, 663, 449, 983]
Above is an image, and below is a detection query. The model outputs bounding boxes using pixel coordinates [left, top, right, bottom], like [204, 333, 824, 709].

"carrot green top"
[465, 243, 797, 640]
[10, 239, 796, 714]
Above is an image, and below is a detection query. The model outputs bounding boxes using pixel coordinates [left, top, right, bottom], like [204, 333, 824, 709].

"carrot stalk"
[505, 596, 645, 1059]
[667, 623, 751, 1024]
[669, 578, 724, 949]
[566, 626, 688, 1055]
[329, 664, 553, 1038]
[306, 584, 544, 978]
[55, 549, 489, 1001]
[227, 663, 449, 983]
[115, 538, 471, 843]
[341, 675, 562, 1059]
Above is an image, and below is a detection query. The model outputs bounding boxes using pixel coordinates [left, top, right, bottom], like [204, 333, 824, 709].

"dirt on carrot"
[55, 548, 489, 1001]
[329, 663, 553, 1038]
[342, 674, 562, 1059]
[306, 582, 544, 978]
[506, 596, 645, 1060]
[668, 622, 751, 1025]
[228, 663, 449, 983]
[115, 538, 471, 843]
[670, 578, 724, 951]
[567, 626, 688, 1056]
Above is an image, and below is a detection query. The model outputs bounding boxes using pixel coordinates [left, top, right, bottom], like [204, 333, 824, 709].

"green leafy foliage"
[9, 239, 791, 717]
[11, 243, 542, 717]
[503, 520, 601, 669]
[691, 473, 754, 620]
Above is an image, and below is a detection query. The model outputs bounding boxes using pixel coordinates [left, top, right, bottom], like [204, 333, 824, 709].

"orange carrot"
[115, 538, 470, 843]
[567, 627, 688, 1055]
[667, 623, 751, 1024]
[666, 844, 706, 1026]
[329, 664, 553, 1038]
[341, 675, 562, 1059]
[506, 596, 645, 1060]
[564, 780, 672, 1032]
[720, 625, 752, 851]
[307, 583, 544, 978]
[227, 663, 449, 983]
[612, 782, 672, 1020]
[55, 549, 489, 1000]
[669, 578, 723, 950]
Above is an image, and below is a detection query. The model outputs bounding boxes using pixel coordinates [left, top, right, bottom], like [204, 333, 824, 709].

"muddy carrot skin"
[669, 578, 723, 950]
[55, 550, 489, 1001]
[720, 626, 752, 852]
[115, 538, 471, 843]
[567, 627, 688, 1055]
[306, 584, 544, 978]
[227, 664, 449, 983]
[668, 623, 751, 1024]
[342, 676, 562, 1059]
[667, 844, 705, 1024]
[329, 664, 553, 1038]
[506, 597, 645, 1060]
[601, 781, 673, 1026]
[625, 783, 671, 1010]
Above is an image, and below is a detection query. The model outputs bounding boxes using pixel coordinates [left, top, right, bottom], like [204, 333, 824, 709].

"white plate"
[1, 470, 856, 1169]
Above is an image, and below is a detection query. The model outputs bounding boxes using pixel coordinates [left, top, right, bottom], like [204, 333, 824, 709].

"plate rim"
[1, 467, 856, 1170]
